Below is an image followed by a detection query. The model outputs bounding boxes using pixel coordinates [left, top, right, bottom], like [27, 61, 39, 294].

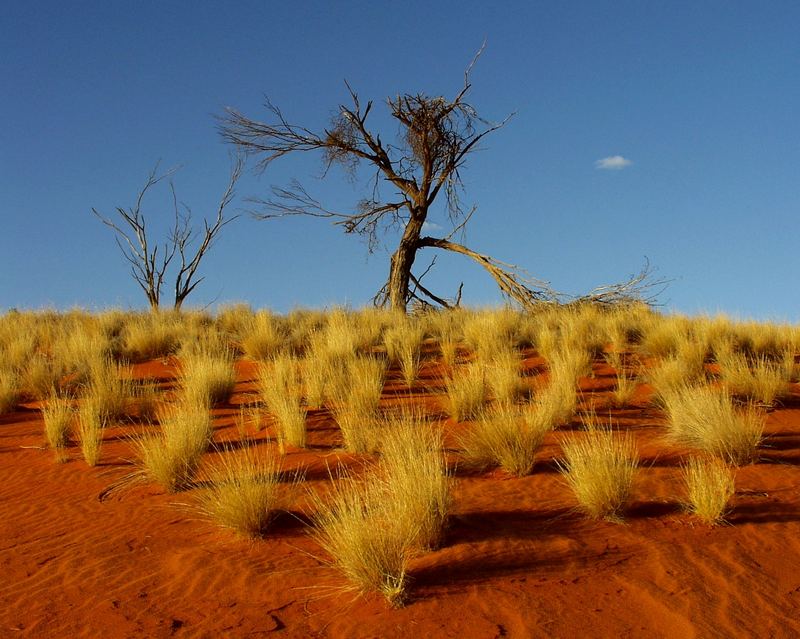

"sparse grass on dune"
[661, 385, 764, 465]
[559, 428, 638, 521]
[196, 444, 298, 537]
[611, 370, 639, 408]
[0, 367, 20, 414]
[83, 357, 136, 421]
[383, 321, 424, 388]
[178, 345, 236, 406]
[425, 309, 464, 370]
[77, 395, 106, 466]
[547, 347, 593, 388]
[329, 357, 387, 453]
[682, 456, 735, 525]
[258, 355, 307, 452]
[301, 343, 333, 408]
[481, 346, 527, 404]
[310, 412, 450, 606]
[460, 401, 551, 476]
[715, 348, 789, 406]
[119, 312, 183, 361]
[378, 411, 451, 551]
[310, 471, 410, 606]
[444, 362, 488, 423]
[21, 353, 67, 400]
[134, 400, 213, 492]
[42, 394, 73, 460]
[461, 308, 527, 365]
[240, 310, 287, 360]
[647, 355, 708, 407]
[533, 379, 578, 429]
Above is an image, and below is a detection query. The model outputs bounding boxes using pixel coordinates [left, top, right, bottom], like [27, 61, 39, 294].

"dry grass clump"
[21, 354, 67, 400]
[42, 394, 73, 460]
[661, 385, 763, 465]
[310, 413, 450, 606]
[682, 456, 735, 525]
[120, 312, 183, 361]
[196, 445, 296, 537]
[548, 347, 593, 387]
[310, 471, 410, 606]
[425, 309, 465, 370]
[559, 429, 638, 521]
[77, 396, 106, 466]
[134, 401, 213, 492]
[462, 309, 520, 361]
[647, 355, 708, 407]
[378, 412, 451, 551]
[0, 367, 20, 413]
[300, 346, 332, 409]
[611, 370, 639, 407]
[83, 357, 136, 420]
[444, 363, 488, 422]
[240, 310, 287, 360]
[258, 356, 307, 452]
[383, 321, 424, 388]
[329, 357, 387, 453]
[639, 315, 689, 359]
[534, 380, 578, 429]
[321, 309, 361, 359]
[179, 346, 236, 406]
[715, 349, 789, 406]
[483, 347, 527, 404]
[460, 401, 551, 476]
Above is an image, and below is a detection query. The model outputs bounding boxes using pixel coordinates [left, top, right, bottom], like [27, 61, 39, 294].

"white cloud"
[422, 221, 443, 232]
[595, 155, 632, 170]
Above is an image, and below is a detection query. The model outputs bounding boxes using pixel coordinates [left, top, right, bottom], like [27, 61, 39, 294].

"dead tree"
[218, 49, 558, 312]
[92, 157, 243, 310]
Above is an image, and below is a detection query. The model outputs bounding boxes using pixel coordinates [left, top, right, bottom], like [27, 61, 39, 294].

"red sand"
[1, 355, 799, 638]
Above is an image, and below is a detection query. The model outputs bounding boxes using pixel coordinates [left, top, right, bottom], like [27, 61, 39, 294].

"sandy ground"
[1, 354, 798, 638]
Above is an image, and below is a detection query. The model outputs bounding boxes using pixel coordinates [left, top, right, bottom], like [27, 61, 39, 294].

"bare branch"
[92, 156, 242, 310]
[569, 258, 671, 307]
[416, 236, 559, 309]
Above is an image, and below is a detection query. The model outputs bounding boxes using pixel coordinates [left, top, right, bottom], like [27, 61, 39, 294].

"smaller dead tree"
[92, 157, 243, 310]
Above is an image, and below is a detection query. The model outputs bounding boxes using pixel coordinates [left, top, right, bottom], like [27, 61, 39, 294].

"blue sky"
[2, 1, 798, 319]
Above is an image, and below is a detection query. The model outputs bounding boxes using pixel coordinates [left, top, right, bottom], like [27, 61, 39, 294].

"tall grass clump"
[42, 394, 73, 460]
[378, 412, 451, 550]
[83, 357, 136, 420]
[22, 353, 67, 401]
[196, 445, 294, 537]
[134, 401, 213, 492]
[483, 347, 527, 404]
[716, 349, 789, 406]
[444, 363, 488, 422]
[240, 310, 286, 360]
[310, 414, 450, 606]
[258, 356, 307, 452]
[120, 312, 183, 361]
[301, 344, 333, 408]
[611, 371, 639, 407]
[310, 472, 410, 606]
[0, 367, 19, 414]
[462, 309, 519, 362]
[647, 355, 708, 407]
[682, 456, 735, 525]
[179, 346, 236, 406]
[460, 401, 551, 476]
[329, 357, 387, 453]
[662, 385, 763, 465]
[559, 429, 638, 521]
[77, 396, 106, 466]
[383, 322, 424, 388]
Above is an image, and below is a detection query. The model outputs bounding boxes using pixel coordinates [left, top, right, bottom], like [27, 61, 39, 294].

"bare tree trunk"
[387, 214, 425, 311]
